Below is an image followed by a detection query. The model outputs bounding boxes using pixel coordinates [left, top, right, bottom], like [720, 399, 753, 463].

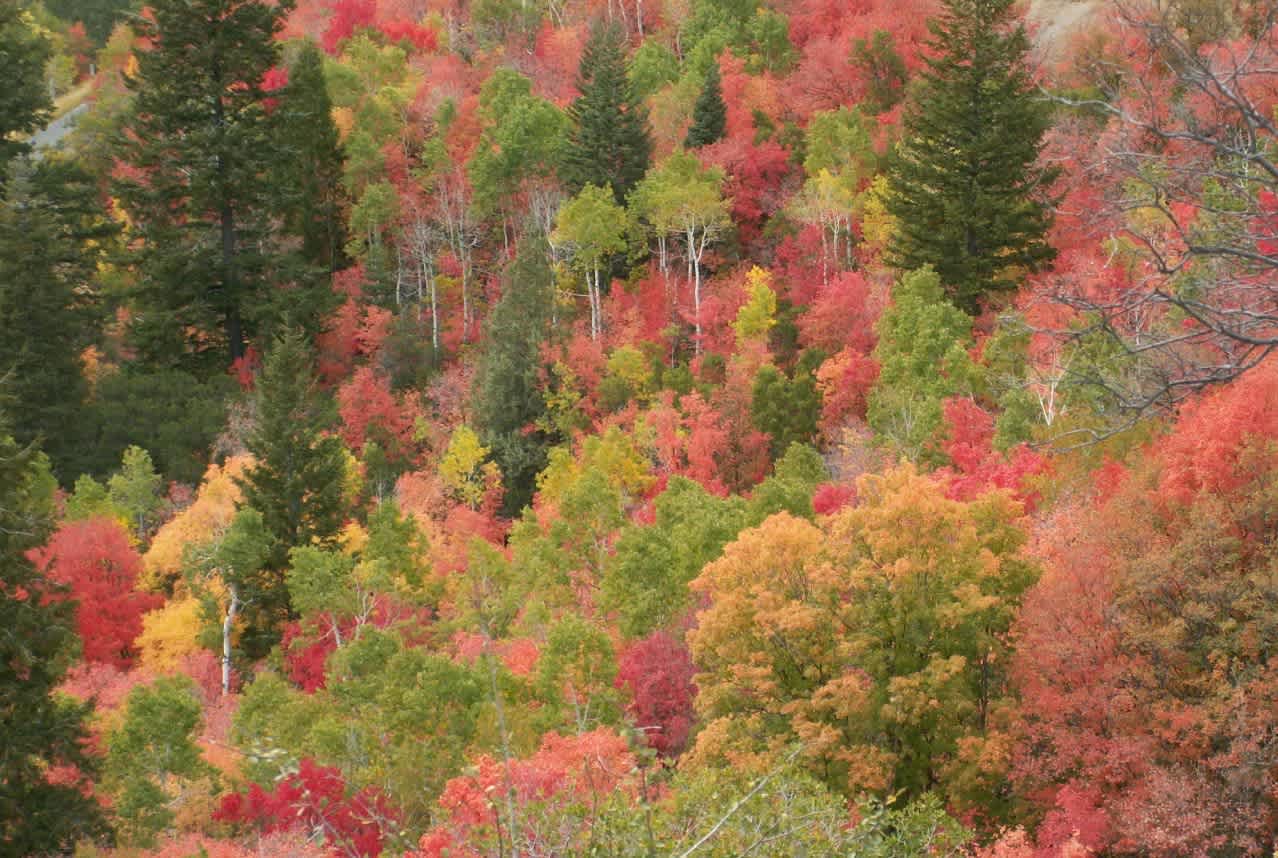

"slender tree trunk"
[222, 583, 241, 696]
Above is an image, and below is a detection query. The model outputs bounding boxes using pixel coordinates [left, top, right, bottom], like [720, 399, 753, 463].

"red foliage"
[282, 620, 335, 693]
[798, 270, 878, 355]
[322, 0, 377, 54]
[336, 366, 419, 462]
[812, 481, 856, 515]
[616, 631, 697, 756]
[216, 758, 399, 857]
[413, 729, 639, 854]
[816, 348, 878, 436]
[936, 397, 1048, 511]
[30, 518, 163, 669]
[703, 138, 794, 250]
[377, 18, 438, 51]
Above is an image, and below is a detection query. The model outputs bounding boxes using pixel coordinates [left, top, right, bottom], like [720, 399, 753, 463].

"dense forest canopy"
[4, 0, 1278, 855]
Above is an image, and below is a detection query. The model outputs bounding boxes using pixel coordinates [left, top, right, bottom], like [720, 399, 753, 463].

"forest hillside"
[3, 0, 1278, 855]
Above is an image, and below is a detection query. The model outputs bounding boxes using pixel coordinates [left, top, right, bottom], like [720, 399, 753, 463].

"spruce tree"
[0, 3, 51, 184]
[0, 419, 110, 853]
[235, 330, 346, 654]
[473, 238, 556, 516]
[0, 159, 116, 481]
[685, 61, 727, 149]
[274, 41, 348, 275]
[117, 0, 308, 372]
[885, 0, 1056, 314]
[564, 21, 653, 202]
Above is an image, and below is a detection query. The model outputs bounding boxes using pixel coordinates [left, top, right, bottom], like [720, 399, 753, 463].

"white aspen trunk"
[221, 583, 241, 697]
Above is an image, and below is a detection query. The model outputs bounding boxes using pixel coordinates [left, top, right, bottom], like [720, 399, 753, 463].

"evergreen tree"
[564, 21, 653, 202]
[885, 0, 1056, 314]
[0, 417, 110, 853]
[684, 61, 727, 149]
[0, 159, 115, 481]
[473, 238, 556, 516]
[0, 4, 51, 185]
[116, 0, 317, 372]
[236, 330, 346, 651]
[274, 41, 348, 275]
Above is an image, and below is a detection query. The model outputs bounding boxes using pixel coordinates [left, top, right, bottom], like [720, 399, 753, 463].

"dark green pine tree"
[273, 41, 348, 275]
[473, 238, 556, 516]
[684, 61, 727, 149]
[564, 20, 653, 202]
[0, 419, 110, 854]
[0, 3, 52, 185]
[885, 0, 1056, 314]
[235, 329, 346, 655]
[0, 159, 116, 481]
[117, 0, 314, 374]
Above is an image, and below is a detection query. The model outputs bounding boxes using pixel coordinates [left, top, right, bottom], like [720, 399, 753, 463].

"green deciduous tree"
[867, 267, 978, 458]
[885, 0, 1056, 313]
[553, 183, 628, 341]
[105, 676, 210, 846]
[631, 152, 731, 348]
[564, 20, 653, 202]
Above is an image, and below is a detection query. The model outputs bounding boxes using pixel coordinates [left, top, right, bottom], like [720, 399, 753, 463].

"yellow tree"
[688, 465, 1037, 816]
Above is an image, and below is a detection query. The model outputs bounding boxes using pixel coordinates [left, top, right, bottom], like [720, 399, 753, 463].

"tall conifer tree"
[885, 0, 1056, 313]
[117, 0, 313, 372]
[685, 61, 727, 149]
[0, 160, 115, 480]
[235, 330, 346, 654]
[0, 420, 109, 853]
[274, 41, 348, 275]
[0, 3, 50, 185]
[564, 21, 653, 202]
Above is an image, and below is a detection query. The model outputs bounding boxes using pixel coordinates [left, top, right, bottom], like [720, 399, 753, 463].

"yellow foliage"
[858, 174, 896, 253]
[733, 266, 778, 343]
[438, 425, 490, 508]
[136, 598, 204, 672]
[142, 456, 250, 591]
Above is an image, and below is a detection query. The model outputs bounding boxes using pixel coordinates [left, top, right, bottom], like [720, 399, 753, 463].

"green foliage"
[867, 267, 977, 458]
[0, 4, 51, 181]
[565, 20, 654, 201]
[746, 442, 827, 522]
[236, 330, 347, 653]
[685, 61, 727, 149]
[117, 0, 321, 371]
[803, 107, 875, 179]
[107, 446, 163, 536]
[274, 40, 348, 274]
[886, 0, 1056, 312]
[473, 239, 556, 516]
[535, 615, 621, 732]
[234, 631, 485, 823]
[629, 40, 679, 100]
[0, 419, 109, 853]
[469, 69, 568, 223]
[554, 184, 630, 272]
[852, 30, 910, 114]
[87, 367, 234, 484]
[751, 359, 823, 460]
[105, 676, 209, 846]
[603, 476, 748, 638]
[66, 474, 122, 522]
[0, 159, 115, 481]
[43, 0, 136, 44]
